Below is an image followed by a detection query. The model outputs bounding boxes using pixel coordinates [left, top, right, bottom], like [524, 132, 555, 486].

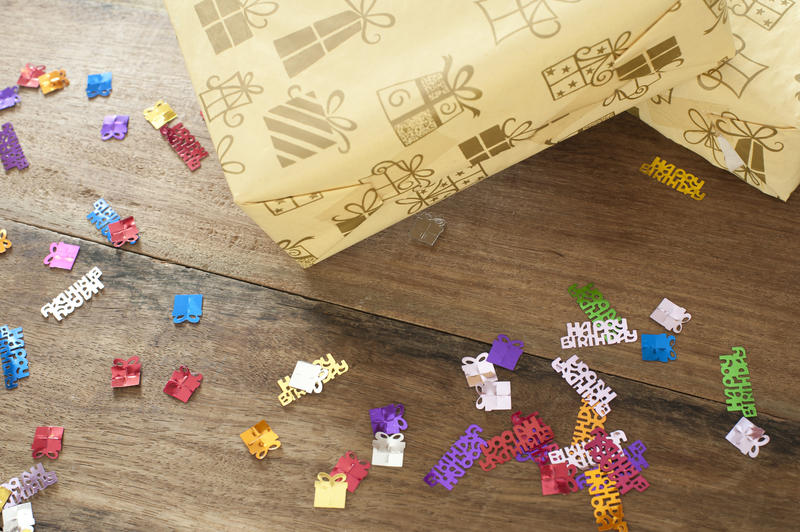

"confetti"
[163, 365, 203, 403]
[86, 72, 112, 98]
[1, 325, 28, 390]
[288, 360, 328, 394]
[641, 333, 677, 362]
[539, 461, 579, 495]
[0, 86, 20, 110]
[86, 199, 122, 242]
[585, 468, 628, 531]
[486, 333, 524, 370]
[1, 122, 29, 171]
[43, 242, 80, 270]
[409, 212, 446, 246]
[568, 282, 619, 323]
[17, 63, 46, 88]
[239, 420, 281, 459]
[423, 424, 486, 490]
[31, 426, 64, 459]
[160, 121, 209, 171]
[111, 357, 141, 388]
[143, 100, 177, 129]
[475, 380, 511, 411]
[0, 463, 58, 507]
[313, 473, 348, 509]
[639, 155, 707, 200]
[172, 294, 203, 323]
[552, 354, 617, 416]
[369, 403, 407, 434]
[720, 346, 757, 417]
[622, 440, 649, 472]
[479, 412, 554, 471]
[650, 297, 692, 333]
[585, 427, 649, 494]
[101, 115, 129, 140]
[461, 352, 497, 387]
[371, 432, 405, 467]
[560, 319, 638, 349]
[38, 69, 69, 95]
[726, 417, 769, 458]
[547, 431, 627, 471]
[571, 400, 607, 445]
[1, 501, 34, 531]
[107, 216, 139, 247]
[330, 452, 370, 492]
[0, 228, 11, 253]
[277, 353, 348, 406]
[40, 267, 104, 321]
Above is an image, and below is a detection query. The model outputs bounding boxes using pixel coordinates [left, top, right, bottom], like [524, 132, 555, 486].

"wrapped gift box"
[165, 0, 734, 267]
[635, 4, 800, 200]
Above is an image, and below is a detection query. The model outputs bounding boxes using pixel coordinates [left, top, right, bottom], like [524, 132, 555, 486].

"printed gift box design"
[194, 0, 278, 55]
[378, 55, 483, 146]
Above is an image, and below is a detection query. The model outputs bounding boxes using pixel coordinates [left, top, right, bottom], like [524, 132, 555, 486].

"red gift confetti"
[111, 357, 141, 388]
[31, 426, 64, 459]
[163, 366, 203, 403]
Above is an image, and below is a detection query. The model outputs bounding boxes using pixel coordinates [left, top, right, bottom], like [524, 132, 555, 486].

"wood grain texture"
[1, 221, 797, 532]
[1, 0, 799, 418]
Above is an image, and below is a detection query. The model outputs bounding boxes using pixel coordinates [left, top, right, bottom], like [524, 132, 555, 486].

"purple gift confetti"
[486, 334, 524, 370]
[0, 86, 21, 110]
[0, 122, 28, 171]
[101, 115, 129, 140]
[43, 242, 80, 270]
[370, 403, 407, 435]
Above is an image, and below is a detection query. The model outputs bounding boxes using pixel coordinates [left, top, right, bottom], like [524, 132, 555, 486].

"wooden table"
[1, 1, 798, 530]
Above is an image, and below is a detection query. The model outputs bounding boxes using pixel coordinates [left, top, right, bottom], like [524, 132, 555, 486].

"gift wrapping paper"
[636, 1, 800, 201]
[165, 0, 734, 267]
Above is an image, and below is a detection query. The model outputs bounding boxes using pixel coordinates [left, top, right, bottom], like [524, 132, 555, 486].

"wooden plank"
[0, 221, 797, 531]
[1, 0, 799, 418]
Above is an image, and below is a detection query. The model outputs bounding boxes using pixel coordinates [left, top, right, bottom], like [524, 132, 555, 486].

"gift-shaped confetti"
[17, 63, 46, 88]
[86, 198, 124, 241]
[720, 346, 757, 417]
[313, 472, 348, 508]
[585, 468, 628, 531]
[31, 426, 64, 459]
[409, 212, 446, 246]
[239, 420, 281, 459]
[40, 267, 104, 322]
[486, 334, 524, 370]
[1, 122, 29, 171]
[378, 55, 482, 146]
[101, 115, 129, 140]
[539, 462, 579, 495]
[172, 294, 203, 323]
[86, 72, 112, 98]
[372, 432, 405, 467]
[650, 297, 691, 333]
[0, 228, 11, 253]
[424, 424, 486, 490]
[369, 403, 407, 435]
[143, 100, 177, 129]
[641, 333, 677, 362]
[43, 242, 80, 270]
[289, 360, 329, 394]
[111, 356, 141, 388]
[331, 451, 371, 493]
[0, 487, 10, 508]
[552, 355, 617, 416]
[107, 216, 139, 247]
[0, 86, 20, 110]
[277, 353, 348, 406]
[0, 463, 58, 507]
[163, 365, 203, 403]
[2, 502, 34, 531]
[1, 325, 29, 390]
[475, 380, 511, 411]
[38, 69, 69, 95]
[160, 122, 209, 171]
[726, 417, 769, 458]
[461, 352, 497, 387]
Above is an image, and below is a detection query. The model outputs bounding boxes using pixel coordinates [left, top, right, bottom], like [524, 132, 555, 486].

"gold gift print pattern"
[459, 117, 539, 165]
[395, 163, 489, 214]
[332, 188, 382, 235]
[200, 71, 263, 127]
[359, 154, 434, 200]
[714, 111, 784, 184]
[542, 32, 631, 100]
[703, 0, 729, 34]
[264, 86, 356, 168]
[278, 236, 317, 267]
[683, 108, 726, 167]
[263, 192, 325, 216]
[378, 56, 483, 146]
[273, 0, 395, 78]
[216, 135, 245, 174]
[696, 34, 767, 97]
[194, 0, 278, 54]
[602, 37, 683, 106]
[729, 0, 795, 30]
[475, 0, 582, 43]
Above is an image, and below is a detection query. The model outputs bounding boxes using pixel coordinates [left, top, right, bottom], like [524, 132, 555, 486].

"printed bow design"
[579, 31, 631, 87]
[331, 188, 382, 231]
[216, 135, 245, 175]
[442, 55, 483, 118]
[241, 0, 279, 29]
[202, 71, 264, 127]
[344, 0, 396, 44]
[715, 111, 784, 185]
[371, 154, 435, 194]
[683, 108, 725, 167]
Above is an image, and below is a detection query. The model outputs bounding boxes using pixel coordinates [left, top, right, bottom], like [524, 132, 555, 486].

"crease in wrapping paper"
[636, 1, 800, 201]
[165, 0, 734, 266]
